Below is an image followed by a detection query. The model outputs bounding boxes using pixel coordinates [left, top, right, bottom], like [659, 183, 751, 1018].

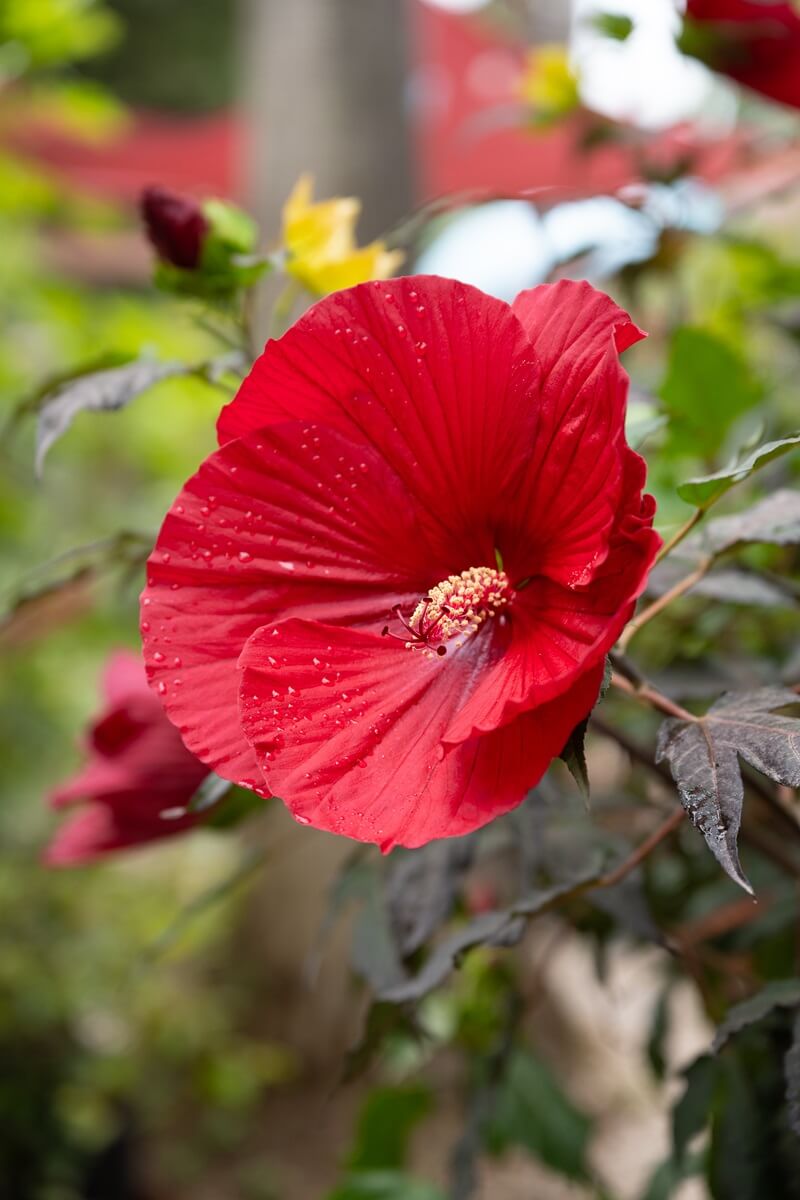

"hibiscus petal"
[238, 619, 605, 849]
[50, 759, 134, 809]
[142, 422, 436, 784]
[217, 275, 539, 561]
[446, 450, 660, 743]
[503, 280, 646, 588]
[45, 803, 196, 866]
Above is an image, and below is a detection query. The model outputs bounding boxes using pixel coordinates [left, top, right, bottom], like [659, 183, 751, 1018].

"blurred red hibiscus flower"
[684, 0, 800, 109]
[141, 276, 660, 850]
[46, 650, 209, 865]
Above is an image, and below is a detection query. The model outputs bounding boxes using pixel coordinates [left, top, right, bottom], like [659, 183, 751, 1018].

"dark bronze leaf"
[35, 358, 190, 473]
[656, 688, 800, 892]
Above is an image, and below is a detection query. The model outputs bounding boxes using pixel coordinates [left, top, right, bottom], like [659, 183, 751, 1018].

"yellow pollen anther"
[406, 566, 510, 656]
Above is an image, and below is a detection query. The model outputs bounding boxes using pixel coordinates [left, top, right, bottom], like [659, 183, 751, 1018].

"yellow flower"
[519, 44, 581, 126]
[282, 174, 404, 296]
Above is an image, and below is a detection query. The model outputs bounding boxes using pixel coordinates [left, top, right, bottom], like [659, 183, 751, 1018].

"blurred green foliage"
[0, 0, 121, 72]
[85, 0, 237, 114]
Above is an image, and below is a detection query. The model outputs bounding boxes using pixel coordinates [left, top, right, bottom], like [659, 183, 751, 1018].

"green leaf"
[713, 981, 800, 1054]
[485, 1049, 592, 1181]
[380, 868, 601, 1003]
[183, 773, 264, 829]
[25, 79, 126, 141]
[346, 1085, 432, 1172]
[341, 1002, 425, 1085]
[205, 786, 265, 831]
[559, 719, 590, 800]
[379, 910, 518, 1004]
[327, 1172, 444, 1200]
[202, 198, 259, 255]
[0, 0, 122, 68]
[558, 658, 612, 799]
[647, 986, 671, 1082]
[787, 1012, 800, 1140]
[591, 12, 634, 40]
[674, 1055, 716, 1161]
[656, 688, 800, 892]
[386, 841, 470, 957]
[186, 773, 233, 815]
[677, 433, 800, 509]
[154, 255, 270, 303]
[660, 328, 763, 456]
[326, 859, 407, 994]
[641, 1152, 705, 1200]
[708, 1045, 800, 1200]
[671, 1006, 800, 1197]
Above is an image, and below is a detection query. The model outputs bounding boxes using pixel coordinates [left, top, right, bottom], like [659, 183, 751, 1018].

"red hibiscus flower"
[683, 0, 800, 109]
[46, 650, 209, 865]
[141, 276, 660, 851]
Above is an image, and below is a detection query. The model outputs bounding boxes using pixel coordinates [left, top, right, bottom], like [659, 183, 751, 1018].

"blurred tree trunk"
[233, 1, 413, 1065]
[525, 0, 571, 41]
[240, 0, 413, 242]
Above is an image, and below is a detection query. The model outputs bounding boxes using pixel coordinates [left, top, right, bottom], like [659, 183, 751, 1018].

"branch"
[595, 807, 686, 889]
[655, 506, 705, 564]
[618, 556, 713, 652]
[675, 893, 772, 948]
[610, 670, 696, 722]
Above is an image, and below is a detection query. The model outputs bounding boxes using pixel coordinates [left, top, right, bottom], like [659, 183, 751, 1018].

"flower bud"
[140, 185, 209, 270]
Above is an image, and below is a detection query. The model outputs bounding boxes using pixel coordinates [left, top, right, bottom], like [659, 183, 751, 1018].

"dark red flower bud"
[140, 185, 209, 270]
[684, 1, 800, 110]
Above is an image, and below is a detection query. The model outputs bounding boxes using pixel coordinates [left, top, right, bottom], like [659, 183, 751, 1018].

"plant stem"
[618, 556, 713, 652]
[610, 671, 696, 722]
[269, 278, 303, 339]
[596, 807, 686, 889]
[655, 506, 705, 564]
[675, 893, 770, 947]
